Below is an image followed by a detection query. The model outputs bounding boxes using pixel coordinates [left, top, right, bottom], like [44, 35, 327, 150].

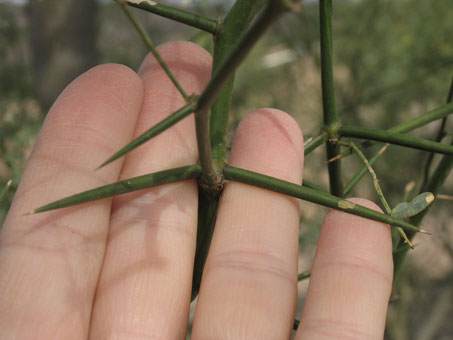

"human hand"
[0, 41, 392, 339]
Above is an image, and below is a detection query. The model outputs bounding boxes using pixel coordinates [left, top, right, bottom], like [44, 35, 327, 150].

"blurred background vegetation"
[0, 0, 451, 338]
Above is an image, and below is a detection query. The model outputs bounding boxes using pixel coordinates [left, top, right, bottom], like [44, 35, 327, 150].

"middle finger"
[89, 41, 212, 339]
[192, 109, 304, 339]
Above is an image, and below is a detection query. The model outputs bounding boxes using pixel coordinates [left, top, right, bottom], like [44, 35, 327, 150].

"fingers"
[192, 109, 304, 339]
[296, 198, 393, 340]
[0, 64, 143, 338]
[88, 42, 212, 339]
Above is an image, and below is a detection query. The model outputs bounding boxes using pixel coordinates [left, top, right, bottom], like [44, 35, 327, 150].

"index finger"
[0, 64, 143, 338]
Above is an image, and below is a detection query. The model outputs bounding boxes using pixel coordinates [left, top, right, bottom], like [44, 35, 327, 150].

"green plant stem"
[343, 144, 389, 195]
[389, 101, 453, 134]
[341, 101, 453, 193]
[29, 165, 202, 214]
[319, 0, 342, 197]
[209, 0, 265, 169]
[125, 0, 218, 34]
[98, 102, 195, 168]
[337, 102, 453, 161]
[195, 0, 297, 188]
[223, 165, 423, 233]
[347, 142, 412, 248]
[298, 270, 311, 281]
[393, 139, 453, 279]
[0, 179, 11, 202]
[319, 0, 337, 126]
[302, 179, 327, 193]
[191, 187, 220, 301]
[422, 77, 453, 187]
[340, 125, 453, 155]
[327, 145, 344, 195]
[118, 0, 190, 101]
[304, 131, 328, 155]
[191, 0, 266, 302]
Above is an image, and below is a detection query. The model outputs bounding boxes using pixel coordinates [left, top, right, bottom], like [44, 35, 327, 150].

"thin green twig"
[340, 125, 453, 155]
[0, 180, 12, 202]
[334, 101, 453, 160]
[125, 0, 218, 34]
[422, 76, 453, 187]
[223, 165, 426, 233]
[346, 141, 413, 248]
[97, 102, 195, 169]
[393, 138, 453, 279]
[336, 101, 453, 193]
[209, 0, 266, 168]
[302, 179, 328, 193]
[304, 131, 328, 155]
[28, 165, 202, 214]
[319, 0, 337, 126]
[298, 270, 311, 281]
[389, 101, 453, 134]
[191, 0, 267, 301]
[319, 0, 342, 196]
[117, 0, 190, 101]
[343, 143, 389, 195]
[195, 0, 298, 188]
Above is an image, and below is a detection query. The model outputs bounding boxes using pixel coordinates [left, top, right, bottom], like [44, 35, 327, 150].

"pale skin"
[0, 41, 393, 339]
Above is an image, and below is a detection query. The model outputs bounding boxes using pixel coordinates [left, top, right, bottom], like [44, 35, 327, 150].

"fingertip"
[297, 197, 393, 339]
[138, 41, 212, 93]
[60, 63, 143, 102]
[230, 108, 304, 184]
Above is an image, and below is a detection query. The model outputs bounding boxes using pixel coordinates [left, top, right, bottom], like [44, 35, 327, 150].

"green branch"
[118, 0, 190, 101]
[389, 101, 453, 134]
[393, 141, 453, 279]
[335, 102, 453, 160]
[319, 0, 337, 126]
[393, 80, 453, 279]
[191, 187, 220, 301]
[0, 179, 11, 202]
[344, 144, 389, 195]
[303, 179, 328, 193]
[191, 0, 267, 301]
[340, 125, 453, 155]
[29, 165, 202, 214]
[319, 0, 342, 196]
[98, 102, 195, 169]
[347, 141, 413, 248]
[195, 0, 298, 188]
[124, 0, 218, 34]
[298, 270, 311, 281]
[304, 131, 328, 155]
[340, 101, 453, 193]
[422, 77, 453, 187]
[223, 165, 425, 233]
[209, 0, 266, 168]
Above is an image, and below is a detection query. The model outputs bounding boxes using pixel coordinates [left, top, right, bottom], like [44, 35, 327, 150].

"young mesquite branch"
[97, 103, 195, 169]
[124, 0, 218, 34]
[28, 165, 202, 214]
[117, 0, 190, 101]
[339, 125, 453, 155]
[346, 141, 414, 248]
[319, 0, 343, 196]
[422, 76, 453, 187]
[194, 0, 300, 188]
[223, 165, 426, 233]
[332, 101, 453, 162]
